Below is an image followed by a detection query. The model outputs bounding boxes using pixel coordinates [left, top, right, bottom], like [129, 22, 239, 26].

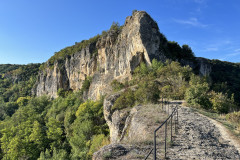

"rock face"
[196, 57, 212, 76]
[103, 90, 168, 143]
[93, 95, 169, 160]
[33, 11, 167, 99]
[35, 43, 97, 98]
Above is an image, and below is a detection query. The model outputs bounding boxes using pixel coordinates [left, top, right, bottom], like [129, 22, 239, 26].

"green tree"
[16, 96, 31, 107]
[30, 121, 47, 151]
[209, 92, 236, 113]
[46, 118, 63, 150]
[185, 75, 211, 109]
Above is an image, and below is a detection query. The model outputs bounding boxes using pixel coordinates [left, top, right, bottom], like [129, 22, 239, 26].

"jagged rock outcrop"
[93, 92, 171, 160]
[33, 11, 167, 99]
[196, 57, 212, 76]
[103, 92, 166, 144]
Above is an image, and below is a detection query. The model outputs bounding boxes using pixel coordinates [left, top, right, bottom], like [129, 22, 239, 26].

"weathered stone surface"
[103, 90, 168, 144]
[33, 11, 167, 99]
[168, 106, 240, 159]
[196, 57, 212, 76]
[92, 144, 147, 160]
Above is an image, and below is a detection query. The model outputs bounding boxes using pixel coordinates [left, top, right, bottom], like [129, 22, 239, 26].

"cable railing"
[145, 101, 179, 160]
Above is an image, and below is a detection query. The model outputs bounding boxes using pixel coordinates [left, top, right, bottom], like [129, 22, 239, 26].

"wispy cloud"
[174, 17, 208, 28]
[234, 49, 240, 52]
[203, 47, 218, 52]
[194, 0, 205, 4]
[201, 40, 232, 52]
[219, 49, 240, 61]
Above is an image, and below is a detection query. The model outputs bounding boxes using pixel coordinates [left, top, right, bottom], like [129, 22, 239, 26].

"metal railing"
[145, 101, 179, 160]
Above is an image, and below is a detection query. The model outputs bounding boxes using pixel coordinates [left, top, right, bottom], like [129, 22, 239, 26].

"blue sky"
[0, 0, 239, 64]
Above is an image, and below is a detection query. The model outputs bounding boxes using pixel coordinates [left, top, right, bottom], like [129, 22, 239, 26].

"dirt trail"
[167, 106, 240, 160]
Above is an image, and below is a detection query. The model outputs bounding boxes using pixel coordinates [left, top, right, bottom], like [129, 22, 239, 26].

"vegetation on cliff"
[39, 22, 122, 71]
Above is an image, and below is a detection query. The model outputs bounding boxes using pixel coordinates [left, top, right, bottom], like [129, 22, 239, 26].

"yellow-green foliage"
[88, 134, 110, 157]
[133, 59, 192, 100]
[110, 80, 124, 92]
[16, 96, 31, 107]
[185, 75, 210, 109]
[70, 100, 109, 159]
[40, 35, 100, 70]
[112, 89, 135, 111]
[81, 76, 92, 91]
[226, 111, 240, 124]
[209, 92, 236, 113]
[135, 81, 159, 103]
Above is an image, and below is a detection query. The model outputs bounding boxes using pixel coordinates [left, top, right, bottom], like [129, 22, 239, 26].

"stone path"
[167, 106, 240, 160]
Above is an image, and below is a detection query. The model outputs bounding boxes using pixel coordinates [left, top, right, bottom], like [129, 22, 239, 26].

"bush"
[81, 76, 92, 91]
[209, 92, 236, 113]
[226, 111, 240, 124]
[88, 134, 110, 157]
[185, 75, 211, 109]
[135, 81, 159, 104]
[110, 80, 124, 92]
[112, 89, 135, 111]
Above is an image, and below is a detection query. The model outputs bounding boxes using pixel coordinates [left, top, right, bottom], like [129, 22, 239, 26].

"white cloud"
[174, 17, 208, 28]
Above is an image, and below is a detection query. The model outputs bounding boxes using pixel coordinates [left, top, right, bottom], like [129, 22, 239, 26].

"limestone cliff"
[33, 10, 213, 100]
[33, 11, 167, 99]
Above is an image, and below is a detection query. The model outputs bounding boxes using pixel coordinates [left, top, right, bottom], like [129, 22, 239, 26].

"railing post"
[175, 106, 177, 134]
[162, 96, 163, 110]
[176, 106, 178, 133]
[165, 121, 167, 159]
[168, 101, 169, 115]
[171, 114, 173, 143]
[154, 131, 157, 160]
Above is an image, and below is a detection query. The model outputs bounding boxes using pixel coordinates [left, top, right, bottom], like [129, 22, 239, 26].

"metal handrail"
[145, 103, 178, 160]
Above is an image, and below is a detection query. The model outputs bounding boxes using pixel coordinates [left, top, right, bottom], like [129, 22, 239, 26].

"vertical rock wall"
[33, 11, 167, 99]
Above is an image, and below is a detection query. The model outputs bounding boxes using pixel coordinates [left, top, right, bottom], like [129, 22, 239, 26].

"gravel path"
[167, 106, 240, 160]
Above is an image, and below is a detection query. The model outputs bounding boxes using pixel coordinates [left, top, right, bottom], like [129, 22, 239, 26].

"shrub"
[185, 75, 211, 109]
[57, 88, 66, 98]
[110, 22, 121, 32]
[110, 80, 124, 92]
[209, 92, 236, 113]
[112, 89, 135, 111]
[226, 111, 240, 124]
[135, 81, 160, 104]
[88, 134, 110, 157]
[81, 76, 92, 91]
